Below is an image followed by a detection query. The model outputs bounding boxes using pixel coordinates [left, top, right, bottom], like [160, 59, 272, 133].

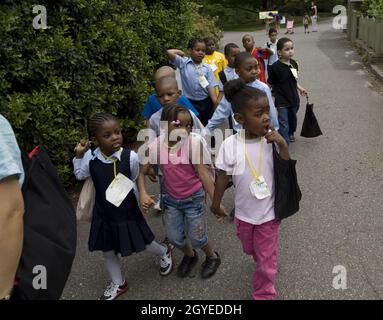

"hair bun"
[223, 79, 247, 102]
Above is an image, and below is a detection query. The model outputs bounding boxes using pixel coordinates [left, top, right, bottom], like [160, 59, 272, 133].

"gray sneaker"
[99, 280, 128, 300]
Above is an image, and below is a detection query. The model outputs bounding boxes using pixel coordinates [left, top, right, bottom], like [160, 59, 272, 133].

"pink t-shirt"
[215, 133, 276, 225]
[148, 134, 203, 200]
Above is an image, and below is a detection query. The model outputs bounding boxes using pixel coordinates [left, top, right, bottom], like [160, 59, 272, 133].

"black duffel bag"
[273, 143, 302, 220]
[12, 146, 76, 300]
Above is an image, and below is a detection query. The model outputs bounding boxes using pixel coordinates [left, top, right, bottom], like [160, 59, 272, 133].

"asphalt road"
[62, 20, 383, 300]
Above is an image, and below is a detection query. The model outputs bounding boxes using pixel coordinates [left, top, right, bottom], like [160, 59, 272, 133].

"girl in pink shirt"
[139, 104, 226, 279]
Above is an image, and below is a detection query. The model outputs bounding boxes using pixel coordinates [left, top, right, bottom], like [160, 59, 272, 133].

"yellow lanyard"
[101, 150, 120, 185]
[240, 130, 264, 181]
[196, 64, 204, 78]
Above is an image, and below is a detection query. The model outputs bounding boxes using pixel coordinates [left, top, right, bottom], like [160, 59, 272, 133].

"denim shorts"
[162, 188, 208, 249]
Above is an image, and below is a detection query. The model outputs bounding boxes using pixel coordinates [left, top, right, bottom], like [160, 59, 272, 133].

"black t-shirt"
[268, 59, 300, 108]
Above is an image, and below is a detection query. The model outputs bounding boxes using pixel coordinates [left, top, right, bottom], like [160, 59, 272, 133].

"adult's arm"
[0, 175, 24, 299]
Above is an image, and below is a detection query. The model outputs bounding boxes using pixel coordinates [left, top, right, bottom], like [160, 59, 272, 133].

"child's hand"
[210, 204, 228, 221]
[265, 129, 288, 149]
[298, 87, 308, 96]
[74, 139, 90, 158]
[140, 193, 156, 214]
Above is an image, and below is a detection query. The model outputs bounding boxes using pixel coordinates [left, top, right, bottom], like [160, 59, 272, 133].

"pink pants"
[234, 217, 281, 300]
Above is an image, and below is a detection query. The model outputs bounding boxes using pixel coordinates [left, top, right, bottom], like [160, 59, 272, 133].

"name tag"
[249, 176, 271, 199]
[209, 63, 218, 72]
[290, 67, 298, 79]
[105, 173, 134, 207]
[199, 74, 209, 89]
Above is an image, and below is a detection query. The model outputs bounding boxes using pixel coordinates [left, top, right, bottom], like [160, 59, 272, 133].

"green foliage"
[197, 0, 348, 28]
[0, 0, 222, 185]
[362, 0, 383, 19]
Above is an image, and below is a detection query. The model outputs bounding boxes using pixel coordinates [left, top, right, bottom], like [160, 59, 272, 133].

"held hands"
[139, 193, 156, 214]
[210, 204, 228, 221]
[74, 139, 90, 158]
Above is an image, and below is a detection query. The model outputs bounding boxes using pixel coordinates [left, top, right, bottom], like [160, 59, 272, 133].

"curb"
[370, 64, 383, 82]
[353, 39, 383, 83]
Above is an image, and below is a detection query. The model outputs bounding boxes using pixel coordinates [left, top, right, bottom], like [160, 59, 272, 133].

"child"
[267, 38, 308, 144]
[217, 43, 240, 104]
[211, 79, 290, 300]
[242, 34, 273, 84]
[142, 66, 199, 123]
[204, 52, 279, 136]
[203, 37, 228, 96]
[285, 18, 294, 34]
[73, 113, 173, 300]
[139, 105, 226, 279]
[265, 28, 279, 76]
[149, 76, 204, 138]
[147, 76, 204, 211]
[167, 38, 218, 126]
[303, 13, 310, 33]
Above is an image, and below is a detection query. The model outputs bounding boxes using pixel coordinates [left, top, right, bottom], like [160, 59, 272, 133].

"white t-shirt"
[266, 40, 279, 66]
[215, 133, 276, 225]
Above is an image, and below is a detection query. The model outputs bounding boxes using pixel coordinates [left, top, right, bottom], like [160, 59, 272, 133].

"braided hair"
[87, 113, 117, 149]
[161, 104, 193, 125]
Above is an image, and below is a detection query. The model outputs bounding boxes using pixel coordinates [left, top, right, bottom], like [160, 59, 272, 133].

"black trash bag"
[300, 96, 323, 138]
[12, 146, 76, 300]
[273, 143, 302, 220]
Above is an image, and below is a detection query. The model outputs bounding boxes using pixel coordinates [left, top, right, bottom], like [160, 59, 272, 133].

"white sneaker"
[99, 279, 128, 300]
[153, 199, 162, 211]
[159, 245, 173, 276]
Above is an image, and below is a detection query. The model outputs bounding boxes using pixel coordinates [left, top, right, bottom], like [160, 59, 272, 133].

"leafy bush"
[0, 0, 222, 185]
[362, 0, 383, 19]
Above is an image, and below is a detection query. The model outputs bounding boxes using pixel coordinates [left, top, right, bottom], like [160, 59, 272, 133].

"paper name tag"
[105, 173, 134, 207]
[249, 176, 271, 199]
[199, 74, 209, 89]
[290, 67, 298, 79]
[209, 63, 218, 72]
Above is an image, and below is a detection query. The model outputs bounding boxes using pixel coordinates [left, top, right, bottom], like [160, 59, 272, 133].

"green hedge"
[362, 0, 383, 19]
[0, 0, 222, 185]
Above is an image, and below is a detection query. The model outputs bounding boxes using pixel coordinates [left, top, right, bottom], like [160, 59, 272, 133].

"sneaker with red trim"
[99, 279, 128, 300]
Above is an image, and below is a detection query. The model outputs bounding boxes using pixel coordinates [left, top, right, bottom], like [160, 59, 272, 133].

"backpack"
[11, 146, 77, 300]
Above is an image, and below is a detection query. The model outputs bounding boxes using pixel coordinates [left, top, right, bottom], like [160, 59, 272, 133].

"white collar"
[94, 147, 123, 162]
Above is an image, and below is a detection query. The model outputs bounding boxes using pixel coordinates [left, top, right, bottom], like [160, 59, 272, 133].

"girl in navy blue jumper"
[73, 113, 173, 300]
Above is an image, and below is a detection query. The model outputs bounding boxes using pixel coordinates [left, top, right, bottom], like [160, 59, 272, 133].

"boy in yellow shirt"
[203, 37, 227, 96]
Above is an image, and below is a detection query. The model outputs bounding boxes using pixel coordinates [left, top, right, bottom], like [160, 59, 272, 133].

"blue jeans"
[162, 188, 208, 249]
[277, 106, 298, 145]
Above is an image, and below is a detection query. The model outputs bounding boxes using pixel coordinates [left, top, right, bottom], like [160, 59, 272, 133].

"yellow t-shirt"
[204, 51, 228, 95]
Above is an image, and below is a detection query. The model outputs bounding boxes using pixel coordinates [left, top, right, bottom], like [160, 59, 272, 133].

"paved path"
[63, 21, 383, 300]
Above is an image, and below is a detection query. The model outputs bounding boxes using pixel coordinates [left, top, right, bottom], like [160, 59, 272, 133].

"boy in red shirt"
[242, 34, 273, 84]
